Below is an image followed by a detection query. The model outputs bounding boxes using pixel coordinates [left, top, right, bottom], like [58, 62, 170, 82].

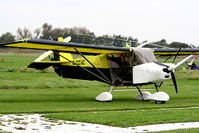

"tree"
[127, 37, 138, 47]
[112, 35, 127, 47]
[0, 32, 15, 43]
[158, 39, 168, 46]
[40, 23, 53, 39]
[39, 23, 140, 46]
[40, 23, 95, 43]
[50, 28, 65, 39]
[16, 28, 32, 39]
[168, 42, 191, 48]
[66, 27, 95, 43]
[94, 35, 114, 46]
[33, 28, 41, 39]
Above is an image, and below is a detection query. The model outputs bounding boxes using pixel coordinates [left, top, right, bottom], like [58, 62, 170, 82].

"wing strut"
[74, 48, 112, 84]
[163, 55, 172, 63]
[54, 51, 113, 85]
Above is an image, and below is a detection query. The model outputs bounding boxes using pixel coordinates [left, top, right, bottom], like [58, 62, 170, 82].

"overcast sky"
[1, 0, 199, 45]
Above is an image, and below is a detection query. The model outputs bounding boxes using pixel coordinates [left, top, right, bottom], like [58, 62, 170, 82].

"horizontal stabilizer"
[28, 61, 68, 70]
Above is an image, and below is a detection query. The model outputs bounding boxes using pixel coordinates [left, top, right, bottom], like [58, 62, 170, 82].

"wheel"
[155, 100, 166, 104]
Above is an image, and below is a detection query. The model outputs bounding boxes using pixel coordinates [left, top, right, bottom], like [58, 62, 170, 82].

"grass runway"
[1, 51, 199, 132]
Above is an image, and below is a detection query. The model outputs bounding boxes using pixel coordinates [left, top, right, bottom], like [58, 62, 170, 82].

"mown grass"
[0, 71, 106, 89]
[0, 79, 198, 127]
[45, 108, 199, 127]
[153, 128, 199, 133]
[1, 52, 199, 128]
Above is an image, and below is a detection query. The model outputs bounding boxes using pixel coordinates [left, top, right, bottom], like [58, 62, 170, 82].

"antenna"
[49, 36, 53, 41]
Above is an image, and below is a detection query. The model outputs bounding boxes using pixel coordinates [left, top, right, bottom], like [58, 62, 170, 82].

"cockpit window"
[133, 48, 157, 64]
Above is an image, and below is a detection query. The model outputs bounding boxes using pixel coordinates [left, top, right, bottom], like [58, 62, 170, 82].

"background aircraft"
[1, 37, 199, 104]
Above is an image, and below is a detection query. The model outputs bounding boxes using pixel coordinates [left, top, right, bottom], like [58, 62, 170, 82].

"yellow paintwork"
[125, 43, 133, 52]
[33, 54, 109, 68]
[4, 40, 199, 55]
[58, 37, 64, 42]
[62, 54, 109, 68]
[60, 52, 73, 61]
[5, 42, 128, 54]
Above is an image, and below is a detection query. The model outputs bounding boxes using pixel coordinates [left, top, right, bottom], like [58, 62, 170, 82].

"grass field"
[154, 128, 199, 133]
[1, 51, 199, 130]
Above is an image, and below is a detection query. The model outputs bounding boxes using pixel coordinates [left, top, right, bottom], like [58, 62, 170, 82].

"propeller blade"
[171, 71, 178, 93]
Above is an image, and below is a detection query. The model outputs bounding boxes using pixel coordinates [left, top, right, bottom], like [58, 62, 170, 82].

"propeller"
[162, 66, 178, 93]
[171, 71, 178, 93]
[155, 55, 195, 94]
[163, 68, 178, 93]
[154, 61, 178, 93]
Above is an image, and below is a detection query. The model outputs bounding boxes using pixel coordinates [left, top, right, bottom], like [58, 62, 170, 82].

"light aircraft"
[1, 37, 199, 104]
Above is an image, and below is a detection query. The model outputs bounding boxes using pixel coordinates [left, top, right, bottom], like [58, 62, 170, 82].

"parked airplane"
[1, 37, 199, 104]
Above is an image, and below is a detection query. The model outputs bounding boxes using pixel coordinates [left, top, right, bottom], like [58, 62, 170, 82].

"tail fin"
[58, 36, 71, 42]
[59, 52, 73, 61]
[57, 36, 73, 61]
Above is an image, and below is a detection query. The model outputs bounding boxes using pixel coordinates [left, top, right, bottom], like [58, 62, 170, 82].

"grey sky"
[1, 0, 199, 45]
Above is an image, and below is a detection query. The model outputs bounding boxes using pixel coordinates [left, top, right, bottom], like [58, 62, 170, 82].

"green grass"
[45, 108, 199, 127]
[153, 128, 199, 133]
[0, 52, 38, 68]
[0, 71, 106, 89]
[0, 79, 198, 113]
[1, 52, 199, 128]
[0, 79, 198, 127]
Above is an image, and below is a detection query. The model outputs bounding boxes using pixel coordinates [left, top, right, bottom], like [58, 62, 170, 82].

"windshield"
[133, 48, 157, 64]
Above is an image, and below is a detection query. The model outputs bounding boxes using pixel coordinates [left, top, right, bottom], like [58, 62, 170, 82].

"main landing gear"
[95, 84, 170, 104]
[134, 84, 170, 104]
[95, 86, 113, 102]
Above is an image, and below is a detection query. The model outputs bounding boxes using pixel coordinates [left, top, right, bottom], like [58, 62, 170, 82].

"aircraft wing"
[0, 39, 130, 54]
[154, 48, 199, 55]
[1, 39, 199, 55]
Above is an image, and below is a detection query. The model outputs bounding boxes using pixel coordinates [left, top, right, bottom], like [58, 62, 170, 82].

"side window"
[108, 53, 133, 82]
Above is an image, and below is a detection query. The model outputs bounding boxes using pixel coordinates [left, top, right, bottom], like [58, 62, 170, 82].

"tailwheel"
[155, 100, 166, 104]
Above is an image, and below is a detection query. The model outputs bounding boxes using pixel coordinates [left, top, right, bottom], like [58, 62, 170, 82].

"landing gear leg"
[135, 86, 151, 101]
[154, 82, 163, 92]
[109, 86, 114, 93]
[136, 86, 143, 100]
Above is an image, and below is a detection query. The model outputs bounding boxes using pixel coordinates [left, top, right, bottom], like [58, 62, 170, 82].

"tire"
[155, 100, 166, 104]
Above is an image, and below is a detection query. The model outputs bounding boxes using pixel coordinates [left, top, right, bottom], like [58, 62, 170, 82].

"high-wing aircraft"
[1, 37, 199, 104]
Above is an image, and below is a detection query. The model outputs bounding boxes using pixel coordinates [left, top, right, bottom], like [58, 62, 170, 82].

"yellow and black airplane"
[1, 37, 199, 104]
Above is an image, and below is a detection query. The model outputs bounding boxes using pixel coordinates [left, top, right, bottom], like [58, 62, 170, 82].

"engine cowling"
[133, 62, 171, 84]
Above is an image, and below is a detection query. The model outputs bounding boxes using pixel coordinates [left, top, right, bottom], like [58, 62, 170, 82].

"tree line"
[0, 23, 195, 48]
